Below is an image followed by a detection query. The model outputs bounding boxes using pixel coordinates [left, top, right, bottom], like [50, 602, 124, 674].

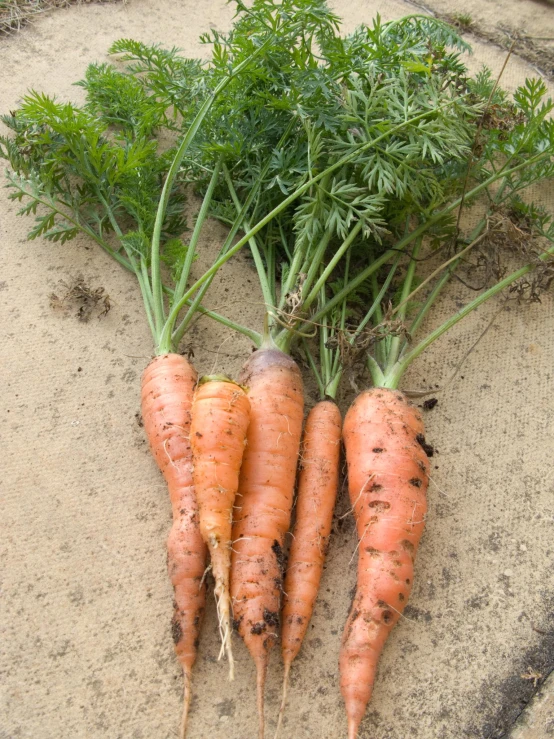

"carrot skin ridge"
[340, 388, 429, 739]
[230, 348, 304, 738]
[190, 378, 250, 679]
[141, 354, 207, 737]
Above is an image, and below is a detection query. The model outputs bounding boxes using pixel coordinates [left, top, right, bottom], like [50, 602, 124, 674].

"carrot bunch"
[4, 1, 554, 738]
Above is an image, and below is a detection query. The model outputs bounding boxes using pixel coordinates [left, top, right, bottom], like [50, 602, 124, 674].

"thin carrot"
[190, 376, 250, 679]
[230, 347, 304, 739]
[340, 388, 429, 739]
[275, 399, 342, 737]
[141, 353, 207, 739]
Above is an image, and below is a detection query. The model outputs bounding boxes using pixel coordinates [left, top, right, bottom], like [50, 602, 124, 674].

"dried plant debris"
[50, 274, 111, 321]
[0, 1, 120, 37]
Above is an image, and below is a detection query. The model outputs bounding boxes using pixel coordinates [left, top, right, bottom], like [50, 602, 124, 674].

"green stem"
[370, 259, 386, 368]
[353, 253, 401, 342]
[191, 306, 263, 346]
[306, 152, 549, 329]
[385, 236, 422, 375]
[223, 165, 274, 313]
[402, 265, 453, 353]
[386, 243, 554, 387]
[150, 31, 278, 341]
[170, 157, 273, 349]
[325, 369, 343, 400]
[172, 158, 222, 308]
[302, 337, 325, 399]
[136, 263, 156, 339]
[367, 354, 386, 387]
[15, 180, 134, 271]
[301, 228, 333, 301]
[299, 221, 364, 318]
[159, 111, 549, 354]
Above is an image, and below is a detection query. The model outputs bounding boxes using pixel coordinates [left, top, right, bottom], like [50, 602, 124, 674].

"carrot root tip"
[181, 669, 192, 739]
[256, 658, 268, 739]
[347, 716, 360, 739]
[273, 663, 291, 739]
[214, 578, 235, 681]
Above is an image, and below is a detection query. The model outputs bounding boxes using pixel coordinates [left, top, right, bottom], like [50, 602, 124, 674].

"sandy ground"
[1, 2, 554, 738]
[405, 0, 554, 80]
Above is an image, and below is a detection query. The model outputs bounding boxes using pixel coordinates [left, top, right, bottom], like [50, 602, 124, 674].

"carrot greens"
[3, 0, 554, 374]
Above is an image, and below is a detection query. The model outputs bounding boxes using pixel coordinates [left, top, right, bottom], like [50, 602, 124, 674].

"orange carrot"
[141, 353, 207, 739]
[275, 399, 342, 737]
[230, 348, 304, 739]
[190, 376, 250, 679]
[340, 388, 429, 739]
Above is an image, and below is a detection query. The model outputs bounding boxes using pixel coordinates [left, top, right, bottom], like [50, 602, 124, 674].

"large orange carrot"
[340, 388, 429, 739]
[141, 353, 207, 739]
[230, 348, 304, 739]
[190, 376, 250, 679]
[275, 399, 342, 737]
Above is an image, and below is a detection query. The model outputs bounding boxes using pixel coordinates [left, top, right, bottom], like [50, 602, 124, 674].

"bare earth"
[1, 2, 554, 739]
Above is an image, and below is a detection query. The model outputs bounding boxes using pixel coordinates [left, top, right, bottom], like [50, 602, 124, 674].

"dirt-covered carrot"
[230, 346, 304, 739]
[340, 389, 429, 739]
[141, 354, 206, 736]
[275, 399, 341, 737]
[190, 376, 250, 678]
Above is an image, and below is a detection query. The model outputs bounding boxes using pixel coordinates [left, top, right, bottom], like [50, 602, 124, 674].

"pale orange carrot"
[230, 347, 304, 739]
[275, 399, 342, 737]
[141, 353, 207, 739]
[340, 388, 429, 739]
[190, 376, 250, 679]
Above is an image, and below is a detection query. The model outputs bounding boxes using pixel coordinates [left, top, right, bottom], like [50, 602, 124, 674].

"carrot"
[230, 347, 304, 739]
[141, 353, 207, 739]
[190, 376, 250, 679]
[275, 399, 342, 737]
[340, 387, 429, 739]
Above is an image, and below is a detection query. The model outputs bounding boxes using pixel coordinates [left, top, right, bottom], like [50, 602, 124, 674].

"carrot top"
[3, 0, 554, 371]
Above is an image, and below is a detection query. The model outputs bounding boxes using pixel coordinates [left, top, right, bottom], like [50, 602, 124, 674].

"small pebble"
[519, 544, 527, 552]
[504, 569, 513, 578]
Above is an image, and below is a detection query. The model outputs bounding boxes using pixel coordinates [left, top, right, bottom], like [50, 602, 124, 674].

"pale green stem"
[302, 337, 325, 399]
[223, 165, 274, 313]
[325, 368, 343, 400]
[150, 32, 278, 339]
[353, 253, 401, 342]
[158, 111, 548, 354]
[277, 237, 311, 314]
[306, 151, 549, 330]
[172, 158, 222, 307]
[136, 265, 156, 339]
[384, 242, 554, 388]
[370, 263, 386, 368]
[385, 236, 422, 375]
[367, 354, 386, 387]
[170, 158, 271, 349]
[402, 266, 453, 353]
[302, 222, 363, 313]
[321, 310, 331, 388]
[278, 220, 292, 262]
[192, 306, 262, 346]
[300, 228, 333, 302]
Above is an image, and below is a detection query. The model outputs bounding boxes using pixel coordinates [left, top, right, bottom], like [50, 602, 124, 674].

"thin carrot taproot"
[190, 376, 250, 679]
[230, 347, 304, 739]
[275, 399, 342, 737]
[141, 353, 207, 738]
[340, 387, 429, 739]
